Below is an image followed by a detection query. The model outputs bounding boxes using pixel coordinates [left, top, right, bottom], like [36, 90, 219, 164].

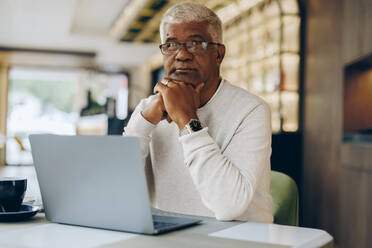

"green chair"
[270, 170, 299, 226]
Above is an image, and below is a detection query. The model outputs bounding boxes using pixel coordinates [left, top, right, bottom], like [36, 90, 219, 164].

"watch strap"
[180, 119, 203, 136]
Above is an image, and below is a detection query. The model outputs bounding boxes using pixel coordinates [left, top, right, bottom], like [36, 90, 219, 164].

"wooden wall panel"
[339, 167, 372, 248]
[341, 143, 372, 174]
[340, 1, 372, 248]
[339, 143, 372, 248]
[343, 0, 363, 63]
[361, 0, 372, 57]
[304, 0, 372, 247]
[303, 0, 343, 242]
[343, 0, 372, 64]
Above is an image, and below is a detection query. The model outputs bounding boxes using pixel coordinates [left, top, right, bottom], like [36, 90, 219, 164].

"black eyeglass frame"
[159, 41, 223, 55]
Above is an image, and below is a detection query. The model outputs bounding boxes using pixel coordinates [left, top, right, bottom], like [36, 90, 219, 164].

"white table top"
[0, 165, 333, 248]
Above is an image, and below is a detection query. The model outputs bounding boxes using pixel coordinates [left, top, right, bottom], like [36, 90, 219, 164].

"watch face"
[189, 120, 202, 132]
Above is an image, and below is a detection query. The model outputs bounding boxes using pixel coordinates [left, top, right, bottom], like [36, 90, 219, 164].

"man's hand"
[141, 93, 171, 125]
[154, 79, 204, 130]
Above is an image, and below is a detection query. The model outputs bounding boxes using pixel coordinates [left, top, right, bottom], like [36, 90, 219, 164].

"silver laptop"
[29, 134, 201, 234]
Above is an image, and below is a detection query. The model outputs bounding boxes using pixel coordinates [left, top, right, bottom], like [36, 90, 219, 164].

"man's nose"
[175, 45, 193, 61]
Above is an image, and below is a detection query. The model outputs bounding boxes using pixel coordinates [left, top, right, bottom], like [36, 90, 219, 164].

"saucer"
[0, 205, 40, 222]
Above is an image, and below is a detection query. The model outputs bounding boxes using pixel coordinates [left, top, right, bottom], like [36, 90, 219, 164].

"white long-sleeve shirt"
[124, 79, 273, 222]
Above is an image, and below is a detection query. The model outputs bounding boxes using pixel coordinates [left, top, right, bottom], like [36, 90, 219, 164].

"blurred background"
[0, 0, 371, 247]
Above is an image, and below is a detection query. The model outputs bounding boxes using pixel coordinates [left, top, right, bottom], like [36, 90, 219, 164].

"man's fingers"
[159, 103, 172, 123]
[154, 79, 181, 94]
[162, 78, 180, 88]
[164, 77, 185, 84]
[164, 77, 191, 88]
[154, 81, 168, 94]
[165, 80, 178, 88]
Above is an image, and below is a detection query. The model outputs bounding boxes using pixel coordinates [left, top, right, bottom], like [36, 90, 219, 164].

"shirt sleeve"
[123, 96, 157, 164]
[179, 103, 272, 220]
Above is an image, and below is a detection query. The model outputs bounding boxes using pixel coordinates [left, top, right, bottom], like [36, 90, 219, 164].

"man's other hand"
[154, 79, 204, 130]
[141, 93, 171, 125]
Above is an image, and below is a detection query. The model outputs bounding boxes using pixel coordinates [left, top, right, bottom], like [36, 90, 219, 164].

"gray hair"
[160, 2, 223, 43]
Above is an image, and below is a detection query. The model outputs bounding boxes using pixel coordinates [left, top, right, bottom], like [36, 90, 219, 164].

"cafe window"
[218, 0, 301, 133]
[6, 67, 128, 165]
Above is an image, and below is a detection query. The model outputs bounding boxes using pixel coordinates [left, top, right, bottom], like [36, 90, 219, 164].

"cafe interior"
[0, 0, 371, 247]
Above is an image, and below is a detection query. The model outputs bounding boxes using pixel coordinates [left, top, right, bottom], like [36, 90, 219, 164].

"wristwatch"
[180, 119, 203, 136]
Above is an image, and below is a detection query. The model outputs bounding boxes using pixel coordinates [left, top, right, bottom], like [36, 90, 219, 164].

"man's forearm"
[123, 99, 157, 165]
[179, 128, 259, 220]
[179, 104, 272, 220]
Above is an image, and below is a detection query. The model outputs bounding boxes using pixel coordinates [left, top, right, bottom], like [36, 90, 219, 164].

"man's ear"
[216, 44, 225, 66]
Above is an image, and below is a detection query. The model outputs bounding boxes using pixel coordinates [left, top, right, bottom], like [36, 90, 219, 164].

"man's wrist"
[124, 110, 156, 138]
[177, 113, 198, 130]
[179, 119, 203, 136]
[141, 110, 160, 125]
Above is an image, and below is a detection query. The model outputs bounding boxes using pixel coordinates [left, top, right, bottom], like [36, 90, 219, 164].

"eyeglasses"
[159, 41, 222, 55]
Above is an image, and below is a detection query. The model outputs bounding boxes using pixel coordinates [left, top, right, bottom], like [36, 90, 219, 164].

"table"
[0, 166, 333, 248]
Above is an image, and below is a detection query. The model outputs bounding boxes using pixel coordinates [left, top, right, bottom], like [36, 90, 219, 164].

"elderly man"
[124, 2, 272, 222]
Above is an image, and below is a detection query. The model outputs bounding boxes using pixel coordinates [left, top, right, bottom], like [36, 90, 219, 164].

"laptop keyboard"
[153, 221, 177, 230]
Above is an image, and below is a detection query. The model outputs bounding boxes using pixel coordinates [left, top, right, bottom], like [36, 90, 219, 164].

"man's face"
[162, 22, 224, 87]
